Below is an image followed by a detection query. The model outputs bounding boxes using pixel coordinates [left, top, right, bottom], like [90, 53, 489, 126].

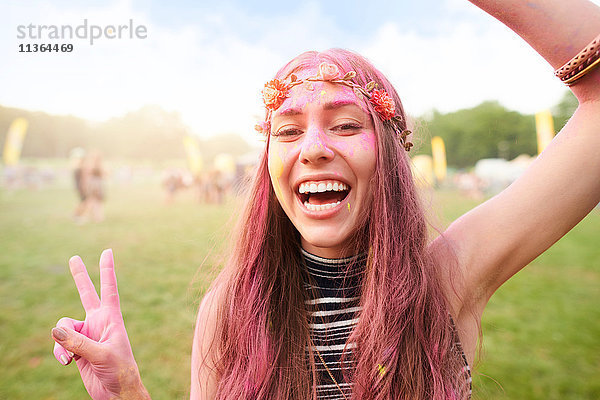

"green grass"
[430, 190, 600, 399]
[0, 184, 598, 399]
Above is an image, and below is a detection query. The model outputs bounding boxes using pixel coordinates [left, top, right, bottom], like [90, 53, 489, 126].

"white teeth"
[298, 180, 348, 194]
[303, 200, 341, 211]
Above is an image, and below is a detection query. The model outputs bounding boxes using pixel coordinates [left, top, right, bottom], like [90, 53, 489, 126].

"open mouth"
[297, 180, 350, 212]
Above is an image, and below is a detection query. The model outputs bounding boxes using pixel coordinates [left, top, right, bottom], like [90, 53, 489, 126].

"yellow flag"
[183, 136, 203, 175]
[431, 136, 447, 183]
[535, 110, 555, 154]
[3, 118, 29, 166]
[411, 155, 434, 188]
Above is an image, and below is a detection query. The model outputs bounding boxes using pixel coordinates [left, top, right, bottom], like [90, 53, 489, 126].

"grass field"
[0, 182, 598, 399]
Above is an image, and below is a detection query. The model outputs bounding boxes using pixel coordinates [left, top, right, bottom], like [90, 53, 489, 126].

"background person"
[83, 150, 106, 223]
[70, 147, 87, 223]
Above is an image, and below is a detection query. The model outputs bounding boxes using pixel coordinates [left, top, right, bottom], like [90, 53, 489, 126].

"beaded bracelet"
[554, 33, 600, 86]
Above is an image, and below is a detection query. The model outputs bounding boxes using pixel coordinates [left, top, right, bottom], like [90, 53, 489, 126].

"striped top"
[301, 248, 472, 399]
[302, 248, 365, 400]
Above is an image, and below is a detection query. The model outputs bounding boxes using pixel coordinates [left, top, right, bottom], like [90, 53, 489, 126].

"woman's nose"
[299, 126, 334, 165]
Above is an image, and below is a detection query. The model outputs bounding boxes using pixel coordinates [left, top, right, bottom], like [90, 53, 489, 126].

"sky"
[2, 0, 599, 144]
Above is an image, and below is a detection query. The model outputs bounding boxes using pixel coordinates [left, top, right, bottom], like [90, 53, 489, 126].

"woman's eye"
[272, 128, 303, 137]
[332, 123, 361, 132]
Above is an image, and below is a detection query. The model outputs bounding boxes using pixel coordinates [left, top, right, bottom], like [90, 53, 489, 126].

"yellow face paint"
[347, 202, 351, 212]
[269, 151, 286, 208]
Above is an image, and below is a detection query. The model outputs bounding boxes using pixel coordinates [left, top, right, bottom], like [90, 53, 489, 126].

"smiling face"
[267, 74, 377, 258]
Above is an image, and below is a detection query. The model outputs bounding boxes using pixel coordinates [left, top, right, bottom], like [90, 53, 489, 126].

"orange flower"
[262, 79, 289, 111]
[369, 89, 395, 120]
[254, 121, 270, 135]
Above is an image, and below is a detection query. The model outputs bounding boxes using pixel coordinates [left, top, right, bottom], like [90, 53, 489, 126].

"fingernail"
[69, 255, 81, 264]
[60, 354, 69, 365]
[67, 350, 74, 357]
[52, 327, 67, 341]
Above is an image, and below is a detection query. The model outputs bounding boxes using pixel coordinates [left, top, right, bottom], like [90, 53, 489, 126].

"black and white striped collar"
[300, 248, 368, 266]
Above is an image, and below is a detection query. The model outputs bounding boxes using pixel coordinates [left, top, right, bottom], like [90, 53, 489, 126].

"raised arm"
[436, 0, 600, 315]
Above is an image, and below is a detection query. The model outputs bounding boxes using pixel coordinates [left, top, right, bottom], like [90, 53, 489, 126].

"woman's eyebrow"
[275, 107, 303, 117]
[273, 99, 364, 120]
[322, 99, 362, 111]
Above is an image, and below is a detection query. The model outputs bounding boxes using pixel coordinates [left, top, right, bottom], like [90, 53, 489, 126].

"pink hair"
[202, 49, 469, 399]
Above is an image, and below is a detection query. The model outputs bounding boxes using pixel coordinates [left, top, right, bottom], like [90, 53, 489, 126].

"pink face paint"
[330, 81, 370, 114]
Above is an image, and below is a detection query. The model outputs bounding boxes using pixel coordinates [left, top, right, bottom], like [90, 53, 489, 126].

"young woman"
[51, 0, 600, 398]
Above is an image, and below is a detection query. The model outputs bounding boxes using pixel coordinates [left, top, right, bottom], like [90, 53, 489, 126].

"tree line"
[0, 105, 251, 163]
[413, 91, 577, 168]
[0, 91, 577, 167]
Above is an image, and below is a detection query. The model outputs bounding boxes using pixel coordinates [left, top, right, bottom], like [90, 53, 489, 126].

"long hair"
[203, 49, 469, 399]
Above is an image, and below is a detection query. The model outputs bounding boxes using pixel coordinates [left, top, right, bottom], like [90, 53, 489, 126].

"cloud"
[360, 10, 566, 116]
[2, 0, 598, 143]
[2, 0, 343, 143]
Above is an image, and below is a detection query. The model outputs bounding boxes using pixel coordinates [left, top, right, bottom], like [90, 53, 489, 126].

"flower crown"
[256, 62, 413, 151]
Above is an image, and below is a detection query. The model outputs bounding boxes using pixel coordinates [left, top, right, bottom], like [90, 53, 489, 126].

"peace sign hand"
[51, 249, 151, 400]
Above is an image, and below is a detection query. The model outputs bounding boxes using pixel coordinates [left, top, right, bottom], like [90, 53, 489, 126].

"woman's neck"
[300, 239, 360, 259]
